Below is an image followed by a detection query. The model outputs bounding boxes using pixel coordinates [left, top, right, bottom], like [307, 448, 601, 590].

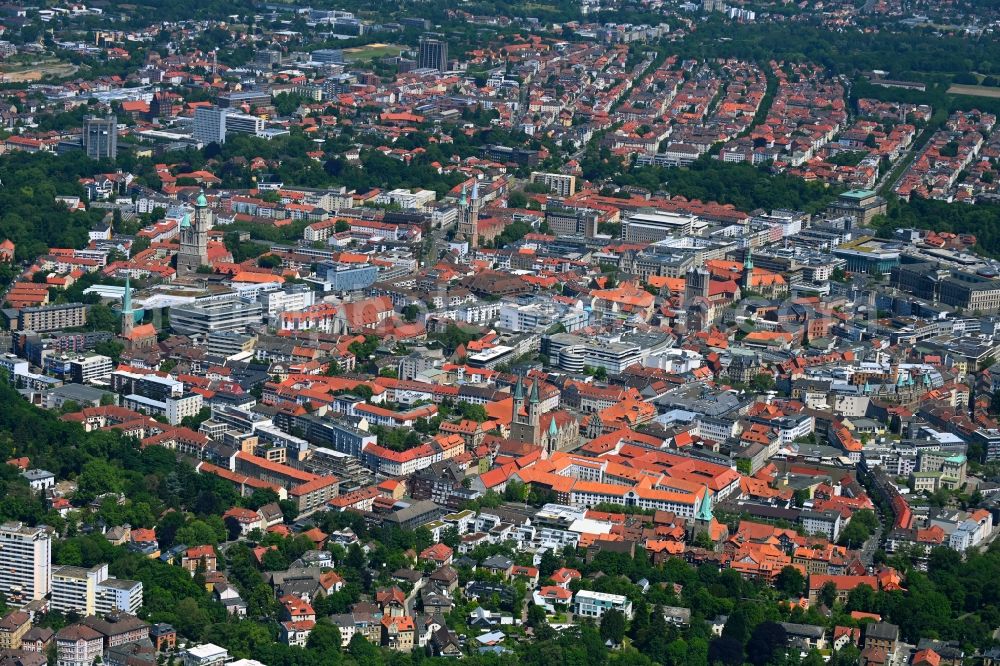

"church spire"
[121, 273, 135, 338]
[741, 246, 753, 289]
[122, 273, 132, 314]
[697, 485, 713, 522]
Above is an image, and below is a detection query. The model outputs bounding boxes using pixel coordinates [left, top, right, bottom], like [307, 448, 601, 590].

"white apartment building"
[96, 577, 144, 615]
[183, 643, 231, 666]
[377, 188, 437, 210]
[265, 288, 316, 321]
[948, 511, 993, 552]
[574, 590, 633, 620]
[530, 171, 576, 197]
[51, 564, 106, 615]
[0, 522, 52, 602]
[166, 393, 204, 426]
[51, 563, 143, 617]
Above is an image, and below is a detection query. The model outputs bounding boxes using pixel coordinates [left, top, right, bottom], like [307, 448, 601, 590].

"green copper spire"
[122, 273, 132, 314]
[529, 379, 539, 403]
[196, 191, 208, 207]
[514, 375, 524, 400]
[548, 415, 558, 436]
[698, 485, 713, 522]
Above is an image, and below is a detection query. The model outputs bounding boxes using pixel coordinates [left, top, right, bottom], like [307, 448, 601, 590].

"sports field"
[343, 43, 405, 62]
[947, 83, 1000, 98]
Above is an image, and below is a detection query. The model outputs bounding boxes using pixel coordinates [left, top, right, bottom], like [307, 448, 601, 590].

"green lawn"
[343, 43, 405, 62]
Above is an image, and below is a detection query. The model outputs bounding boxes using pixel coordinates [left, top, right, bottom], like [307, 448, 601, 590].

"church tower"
[684, 265, 710, 305]
[586, 411, 603, 439]
[455, 181, 480, 251]
[545, 416, 558, 456]
[121, 273, 134, 338]
[510, 375, 543, 446]
[512, 375, 525, 422]
[177, 191, 212, 278]
[740, 246, 754, 290]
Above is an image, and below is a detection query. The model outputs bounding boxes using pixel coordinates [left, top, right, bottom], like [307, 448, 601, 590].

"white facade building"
[0, 522, 51, 601]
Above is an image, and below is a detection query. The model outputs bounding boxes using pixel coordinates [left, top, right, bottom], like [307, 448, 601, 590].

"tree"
[749, 373, 775, 393]
[77, 459, 124, 500]
[839, 519, 872, 548]
[441, 526, 459, 549]
[819, 580, 838, 608]
[846, 583, 877, 613]
[347, 634, 380, 662]
[307, 620, 342, 652]
[173, 596, 212, 638]
[402, 304, 420, 322]
[88, 304, 121, 333]
[600, 608, 627, 645]
[176, 519, 222, 547]
[746, 621, 787, 666]
[708, 636, 745, 666]
[260, 547, 290, 572]
[93, 340, 125, 365]
[775, 565, 805, 597]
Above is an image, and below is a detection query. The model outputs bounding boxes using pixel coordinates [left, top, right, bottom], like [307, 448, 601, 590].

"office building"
[311, 49, 344, 64]
[169, 293, 263, 335]
[545, 205, 600, 238]
[0, 522, 51, 602]
[479, 144, 539, 166]
[826, 189, 887, 228]
[193, 107, 226, 145]
[193, 107, 263, 145]
[111, 369, 183, 402]
[264, 285, 315, 321]
[530, 172, 576, 197]
[418, 33, 448, 72]
[274, 412, 376, 459]
[321, 262, 378, 292]
[192, 108, 264, 146]
[623, 210, 696, 243]
[832, 236, 901, 275]
[82, 115, 118, 160]
[68, 354, 113, 385]
[218, 91, 270, 109]
[206, 331, 256, 357]
[224, 112, 265, 138]
[122, 392, 202, 426]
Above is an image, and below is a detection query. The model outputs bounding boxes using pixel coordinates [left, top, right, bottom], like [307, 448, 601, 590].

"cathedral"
[176, 192, 212, 277]
[509, 375, 578, 456]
